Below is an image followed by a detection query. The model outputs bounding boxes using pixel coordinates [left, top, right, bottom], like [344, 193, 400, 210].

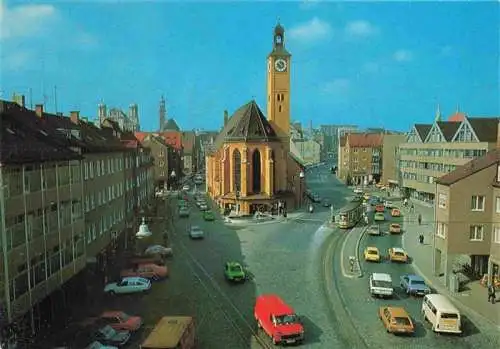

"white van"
[369, 273, 394, 298]
[421, 294, 462, 334]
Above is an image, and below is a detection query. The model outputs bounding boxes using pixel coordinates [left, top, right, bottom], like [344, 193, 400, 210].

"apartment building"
[399, 114, 499, 203]
[134, 132, 171, 189]
[293, 139, 322, 165]
[338, 133, 384, 185]
[434, 148, 500, 289]
[381, 134, 407, 188]
[181, 131, 197, 175]
[0, 101, 86, 338]
[0, 100, 154, 341]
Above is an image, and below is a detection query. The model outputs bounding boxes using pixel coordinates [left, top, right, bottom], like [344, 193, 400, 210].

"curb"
[340, 225, 368, 279]
[402, 213, 500, 330]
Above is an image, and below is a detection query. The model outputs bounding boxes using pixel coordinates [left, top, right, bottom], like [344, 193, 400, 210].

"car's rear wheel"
[109, 290, 115, 296]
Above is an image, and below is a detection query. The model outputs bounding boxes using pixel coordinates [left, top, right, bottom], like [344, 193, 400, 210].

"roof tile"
[347, 133, 383, 148]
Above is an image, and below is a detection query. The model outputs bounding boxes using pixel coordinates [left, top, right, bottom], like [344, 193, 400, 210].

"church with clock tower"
[205, 23, 305, 215]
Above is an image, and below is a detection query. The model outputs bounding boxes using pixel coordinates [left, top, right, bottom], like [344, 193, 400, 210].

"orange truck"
[140, 316, 195, 349]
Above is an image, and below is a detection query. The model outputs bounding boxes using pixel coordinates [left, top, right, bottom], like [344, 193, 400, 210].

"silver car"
[189, 226, 205, 239]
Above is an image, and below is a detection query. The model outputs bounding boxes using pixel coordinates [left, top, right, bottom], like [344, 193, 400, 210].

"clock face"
[274, 58, 287, 72]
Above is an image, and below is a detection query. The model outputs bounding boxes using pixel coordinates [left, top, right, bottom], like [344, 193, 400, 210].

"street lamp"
[299, 170, 305, 208]
[136, 217, 152, 238]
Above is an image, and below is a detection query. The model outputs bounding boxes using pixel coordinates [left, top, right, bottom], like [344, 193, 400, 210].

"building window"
[436, 223, 447, 238]
[493, 226, 500, 244]
[496, 197, 500, 213]
[278, 105, 282, 113]
[469, 225, 484, 241]
[438, 193, 447, 209]
[471, 195, 485, 211]
[232, 149, 241, 192]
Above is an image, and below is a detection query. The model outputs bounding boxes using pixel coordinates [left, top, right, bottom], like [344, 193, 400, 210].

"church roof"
[224, 100, 278, 143]
[163, 119, 180, 131]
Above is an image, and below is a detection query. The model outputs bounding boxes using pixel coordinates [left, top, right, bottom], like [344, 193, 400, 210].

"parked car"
[85, 341, 118, 349]
[97, 311, 142, 332]
[120, 263, 168, 280]
[374, 212, 385, 221]
[354, 187, 364, 194]
[375, 204, 385, 212]
[182, 185, 190, 191]
[92, 325, 130, 347]
[199, 202, 209, 211]
[384, 201, 393, 208]
[254, 294, 304, 345]
[364, 247, 381, 262]
[389, 223, 401, 234]
[378, 307, 415, 335]
[104, 277, 151, 295]
[203, 210, 215, 221]
[388, 247, 408, 263]
[144, 245, 172, 258]
[189, 226, 204, 239]
[400, 274, 431, 296]
[224, 261, 246, 283]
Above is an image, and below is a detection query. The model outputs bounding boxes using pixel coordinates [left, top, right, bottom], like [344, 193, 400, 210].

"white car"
[384, 201, 393, 208]
[354, 187, 364, 194]
[85, 341, 118, 349]
[367, 225, 381, 236]
[189, 226, 205, 239]
[104, 277, 151, 295]
[369, 273, 394, 298]
[182, 185, 190, 191]
[144, 244, 173, 257]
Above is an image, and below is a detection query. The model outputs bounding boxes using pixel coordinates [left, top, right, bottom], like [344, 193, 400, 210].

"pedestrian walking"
[488, 283, 496, 304]
[411, 203, 414, 212]
[418, 214, 422, 226]
[419, 234, 424, 244]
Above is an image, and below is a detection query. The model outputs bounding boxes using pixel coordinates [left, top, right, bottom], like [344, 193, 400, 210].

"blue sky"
[1, 0, 498, 132]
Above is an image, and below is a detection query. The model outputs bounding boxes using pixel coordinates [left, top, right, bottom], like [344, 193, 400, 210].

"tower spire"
[159, 95, 166, 132]
[435, 103, 442, 122]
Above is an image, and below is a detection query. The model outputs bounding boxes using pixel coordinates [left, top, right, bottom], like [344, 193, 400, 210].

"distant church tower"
[267, 22, 291, 151]
[159, 95, 166, 131]
[98, 102, 107, 126]
[128, 103, 139, 131]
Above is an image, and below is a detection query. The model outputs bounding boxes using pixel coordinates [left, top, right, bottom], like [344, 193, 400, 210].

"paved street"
[335, 191, 500, 348]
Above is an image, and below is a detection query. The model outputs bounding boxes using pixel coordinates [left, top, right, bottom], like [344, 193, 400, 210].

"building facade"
[0, 100, 153, 342]
[98, 103, 140, 132]
[294, 139, 321, 165]
[181, 131, 197, 176]
[134, 132, 171, 190]
[205, 23, 304, 215]
[381, 134, 407, 188]
[399, 114, 499, 203]
[434, 148, 500, 290]
[338, 133, 384, 185]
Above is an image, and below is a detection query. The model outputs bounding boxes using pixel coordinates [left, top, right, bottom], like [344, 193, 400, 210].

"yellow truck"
[141, 316, 195, 349]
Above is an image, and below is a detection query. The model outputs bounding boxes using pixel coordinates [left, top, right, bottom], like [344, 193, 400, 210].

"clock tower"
[267, 23, 291, 145]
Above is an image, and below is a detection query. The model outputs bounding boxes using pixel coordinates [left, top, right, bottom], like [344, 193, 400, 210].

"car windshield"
[192, 227, 201, 232]
[230, 265, 242, 272]
[118, 312, 129, 321]
[394, 317, 411, 326]
[372, 280, 392, 288]
[275, 314, 299, 325]
[410, 280, 426, 285]
[394, 252, 404, 256]
[368, 250, 378, 255]
[99, 325, 115, 338]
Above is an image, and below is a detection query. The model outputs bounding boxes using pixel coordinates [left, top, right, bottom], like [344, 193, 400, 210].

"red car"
[120, 263, 168, 280]
[375, 204, 385, 212]
[99, 311, 142, 331]
[254, 294, 304, 345]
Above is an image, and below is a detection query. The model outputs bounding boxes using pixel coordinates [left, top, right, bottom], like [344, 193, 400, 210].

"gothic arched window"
[233, 149, 241, 192]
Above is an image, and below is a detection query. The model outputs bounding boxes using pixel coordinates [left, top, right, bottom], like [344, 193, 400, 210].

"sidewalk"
[400, 200, 500, 329]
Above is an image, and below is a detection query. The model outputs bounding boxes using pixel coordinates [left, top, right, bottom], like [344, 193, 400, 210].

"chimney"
[224, 110, 229, 126]
[12, 94, 26, 108]
[35, 104, 44, 118]
[70, 111, 80, 124]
